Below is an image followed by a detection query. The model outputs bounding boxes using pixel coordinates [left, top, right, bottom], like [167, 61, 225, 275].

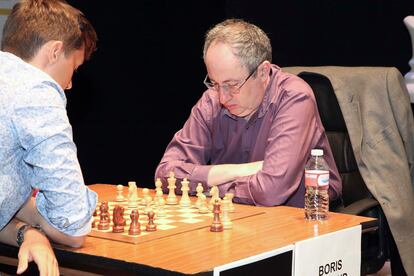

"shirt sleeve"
[12, 83, 97, 236]
[222, 83, 337, 206]
[155, 92, 214, 193]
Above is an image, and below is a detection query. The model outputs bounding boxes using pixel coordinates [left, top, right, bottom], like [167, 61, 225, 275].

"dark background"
[65, 0, 414, 188]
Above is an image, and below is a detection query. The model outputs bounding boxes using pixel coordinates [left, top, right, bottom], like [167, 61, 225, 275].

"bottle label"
[305, 170, 329, 187]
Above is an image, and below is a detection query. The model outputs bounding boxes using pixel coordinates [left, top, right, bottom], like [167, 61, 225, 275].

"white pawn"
[155, 178, 163, 199]
[225, 193, 235, 213]
[221, 197, 232, 229]
[209, 186, 220, 211]
[195, 183, 204, 209]
[157, 197, 167, 217]
[166, 172, 178, 205]
[198, 194, 209, 214]
[179, 178, 191, 207]
[144, 198, 153, 215]
[142, 188, 152, 206]
[115, 184, 125, 202]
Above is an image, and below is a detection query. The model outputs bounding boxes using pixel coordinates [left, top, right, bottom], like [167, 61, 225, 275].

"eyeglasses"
[203, 62, 262, 95]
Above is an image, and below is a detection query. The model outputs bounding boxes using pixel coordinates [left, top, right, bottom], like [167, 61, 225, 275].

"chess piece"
[140, 195, 147, 206]
[166, 171, 178, 205]
[141, 188, 152, 206]
[92, 208, 98, 228]
[128, 181, 138, 208]
[209, 186, 220, 211]
[404, 16, 414, 101]
[155, 178, 164, 199]
[157, 197, 167, 217]
[225, 193, 235, 213]
[198, 193, 209, 214]
[116, 184, 125, 202]
[195, 183, 204, 209]
[146, 211, 157, 232]
[145, 188, 153, 204]
[153, 195, 159, 209]
[112, 205, 126, 233]
[128, 181, 137, 192]
[221, 197, 232, 230]
[128, 209, 141, 235]
[98, 201, 110, 230]
[179, 178, 191, 207]
[144, 198, 153, 215]
[210, 199, 223, 232]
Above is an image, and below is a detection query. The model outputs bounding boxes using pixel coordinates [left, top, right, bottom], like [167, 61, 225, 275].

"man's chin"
[234, 109, 256, 120]
[225, 105, 240, 114]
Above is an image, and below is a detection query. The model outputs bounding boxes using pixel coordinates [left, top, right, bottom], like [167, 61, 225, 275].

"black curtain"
[66, 0, 414, 187]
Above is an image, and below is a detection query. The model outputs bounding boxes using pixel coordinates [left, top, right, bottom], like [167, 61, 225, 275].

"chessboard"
[89, 198, 264, 245]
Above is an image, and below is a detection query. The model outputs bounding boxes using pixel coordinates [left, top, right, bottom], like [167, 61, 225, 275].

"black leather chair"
[297, 71, 403, 275]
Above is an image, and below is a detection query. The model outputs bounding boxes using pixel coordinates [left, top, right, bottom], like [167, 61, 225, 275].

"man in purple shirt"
[155, 19, 342, 207]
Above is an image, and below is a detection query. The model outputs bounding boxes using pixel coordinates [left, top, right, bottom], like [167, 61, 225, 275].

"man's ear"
[48, 40, 64, 64]
[260, 61, 271, 79]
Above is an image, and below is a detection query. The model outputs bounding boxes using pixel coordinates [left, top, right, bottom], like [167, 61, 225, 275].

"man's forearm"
[0, 216, 59, 276]
[0, 218, 27, 246]
[207, 161, 263, 187]
[16, 197, 85, 248]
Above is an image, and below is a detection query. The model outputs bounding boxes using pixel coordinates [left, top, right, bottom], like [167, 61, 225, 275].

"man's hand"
[17, 227, 59, 276]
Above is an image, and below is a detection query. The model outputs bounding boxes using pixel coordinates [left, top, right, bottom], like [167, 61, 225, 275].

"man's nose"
[65, 80, 72, 90]
[219, 89, 231, 104]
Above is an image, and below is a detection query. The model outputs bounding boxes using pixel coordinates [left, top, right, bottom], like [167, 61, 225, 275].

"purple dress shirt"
[155, 65, 342, 207]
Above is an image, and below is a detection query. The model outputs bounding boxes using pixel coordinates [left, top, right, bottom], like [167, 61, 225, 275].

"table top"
[0, 184, 375, 275]
[57, 184, 373, 275]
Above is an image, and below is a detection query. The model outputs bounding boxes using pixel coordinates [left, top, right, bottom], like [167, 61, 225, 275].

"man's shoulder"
[189, 90, 224, 125]
[279, 70, 312, 90]
[272, 69, 313, 100]
[196, 90, 222, 112]
[0, 51, 61, 95]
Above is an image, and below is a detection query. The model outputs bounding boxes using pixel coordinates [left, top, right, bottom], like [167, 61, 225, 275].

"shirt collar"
[1, 51, 67, 105]
[257, 64, 280, 118]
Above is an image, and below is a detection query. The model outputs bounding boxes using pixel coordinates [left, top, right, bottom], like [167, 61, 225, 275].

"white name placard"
[294, 224, 361, 276]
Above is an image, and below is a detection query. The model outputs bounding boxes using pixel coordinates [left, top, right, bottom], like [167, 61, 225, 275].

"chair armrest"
[335, 198, 380, 215]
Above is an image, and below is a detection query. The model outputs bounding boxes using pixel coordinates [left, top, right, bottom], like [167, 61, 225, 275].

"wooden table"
[0, 184, 375, 276]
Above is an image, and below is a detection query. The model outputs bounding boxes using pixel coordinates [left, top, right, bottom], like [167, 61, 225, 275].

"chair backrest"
[295, 70, 407, 275]
[298, 72, 372, 207]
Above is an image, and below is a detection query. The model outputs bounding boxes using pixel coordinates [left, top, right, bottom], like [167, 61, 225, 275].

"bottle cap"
[311, 149, 323, 156]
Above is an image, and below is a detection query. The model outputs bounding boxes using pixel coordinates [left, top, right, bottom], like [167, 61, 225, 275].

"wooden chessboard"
[89, 199, 264, 245]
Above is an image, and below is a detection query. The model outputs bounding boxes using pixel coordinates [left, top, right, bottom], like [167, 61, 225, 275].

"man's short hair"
[1, 0, 97, 61]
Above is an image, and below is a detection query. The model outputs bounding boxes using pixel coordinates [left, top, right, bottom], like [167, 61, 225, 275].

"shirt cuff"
[228, 176, 256, 205]
[35, 188, 97, 236]
[234, 182, 256, 205]
[190, 164, 212, 192]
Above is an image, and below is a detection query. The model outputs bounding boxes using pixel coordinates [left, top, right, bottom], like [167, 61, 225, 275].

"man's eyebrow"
[208, 77, 240, 84]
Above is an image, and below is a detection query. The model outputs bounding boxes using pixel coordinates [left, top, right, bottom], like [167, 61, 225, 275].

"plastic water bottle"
[304, 149, 329, 220]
